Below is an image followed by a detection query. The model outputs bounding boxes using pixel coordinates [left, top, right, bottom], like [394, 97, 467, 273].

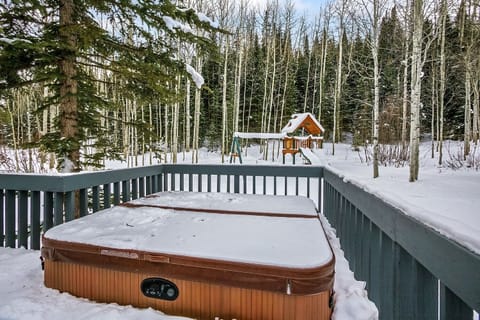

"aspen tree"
[409, 0, 423, 182]
[438, 0, 447, 164]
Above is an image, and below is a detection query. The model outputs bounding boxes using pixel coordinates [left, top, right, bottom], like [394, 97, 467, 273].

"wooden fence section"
[0, 164, 478, 319]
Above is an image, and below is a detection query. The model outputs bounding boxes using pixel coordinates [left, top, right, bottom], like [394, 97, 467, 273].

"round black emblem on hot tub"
[141, 278, 179, 301]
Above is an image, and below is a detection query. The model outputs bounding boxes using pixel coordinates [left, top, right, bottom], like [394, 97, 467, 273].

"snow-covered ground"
[1, 141, 478, 319]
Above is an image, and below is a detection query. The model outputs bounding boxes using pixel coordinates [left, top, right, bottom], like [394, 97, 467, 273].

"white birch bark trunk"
[221, 38, 229, 163]
[409, 0, 423, 182]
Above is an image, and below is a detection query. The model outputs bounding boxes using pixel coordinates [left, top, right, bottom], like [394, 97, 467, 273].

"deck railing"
[1, 164, 478, 320]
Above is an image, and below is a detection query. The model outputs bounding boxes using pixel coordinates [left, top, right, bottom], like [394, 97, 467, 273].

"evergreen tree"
[0, 0, 219, 171]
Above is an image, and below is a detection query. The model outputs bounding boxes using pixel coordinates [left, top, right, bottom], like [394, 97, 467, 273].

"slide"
[299, 148, 322, 165]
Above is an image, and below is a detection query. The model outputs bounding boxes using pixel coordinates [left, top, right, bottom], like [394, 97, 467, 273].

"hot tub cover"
[42, 192, 334, 295]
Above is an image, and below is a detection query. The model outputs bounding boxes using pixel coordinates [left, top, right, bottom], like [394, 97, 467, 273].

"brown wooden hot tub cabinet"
[42, 192, 335, 320]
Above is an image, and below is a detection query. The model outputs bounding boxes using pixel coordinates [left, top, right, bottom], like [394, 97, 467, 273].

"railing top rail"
[161, 164, 323, 177]
[0, 164, 323, 192]
[323, 167, 480, 312]
[0, 165, 163, 192]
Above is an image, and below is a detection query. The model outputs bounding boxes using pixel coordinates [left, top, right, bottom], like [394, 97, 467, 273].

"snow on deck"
[44, 205, 332, 269]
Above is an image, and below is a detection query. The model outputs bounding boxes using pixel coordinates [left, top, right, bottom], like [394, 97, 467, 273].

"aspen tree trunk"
[303, 32, 313, 113]
[333, 19, 344, 156]
[473, 81, 479, 143]
[409, 0, 423, 182]
[164, 103, 169, 163]
[233, 40, 243, 134]
[401, 1, 410, 149]
[172, 76, 180, 164]
[464, 69, 472, 158]
[185, 78, 191, 153]
[193, 57, 203, 164]
[59, 0, 79, 172]
[318, 21, 329, 122]
[372, 0, 380, 179]
[439, 17, 447, 162]
[221, 38, 229, 163]
[431, 64, 436, 159]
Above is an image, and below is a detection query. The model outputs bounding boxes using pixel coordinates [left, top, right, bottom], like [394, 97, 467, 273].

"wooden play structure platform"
[230, 113, 324, 164]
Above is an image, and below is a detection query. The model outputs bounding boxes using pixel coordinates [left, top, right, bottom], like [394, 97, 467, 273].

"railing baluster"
[103, 183, 111, 209]
[170, 174, 175, 191]
[113, 182, 120, 205]
[92, 186, 100, 212]
[262, 176, 266, 195]
[54, 192, 64, 226]
[157, 174, 163, 192]
[5, 190, 16, 248]
[132, 179, 138, 200]
[295, 176, 299, 195]
[163, 173, 168, 192]
[207, 174, 211, 192]
[252, 176, 256, 194]
[307, 177, 310, 198]
[273, 176, 277, 195]
[440, 284, 472, 320]
[243, 175, 247, 194]
[146, 176, 151, 194]
[416, 260, 438, 320]
[122, 180, 129, 202]
[380, 233, 394, 319]
[139, 177, 145, 197]
[64, 191, 74, 222]
[227, 175, 231, 193]
[44, 192, 53, 231]
[198, 174, 203, 192]
[18, 190, 28, 248]
[216, 175, 221, 192]
[152, 175, 157, 193]
[80, 188, 88, 216]
[30, 191, 41, 250]
[180, 173, 185, 191]
[368, 222, 381, 310]
[234, 175, 240, 194]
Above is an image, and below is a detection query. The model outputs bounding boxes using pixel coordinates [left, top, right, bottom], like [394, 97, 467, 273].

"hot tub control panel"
[141, 278, 179, 301]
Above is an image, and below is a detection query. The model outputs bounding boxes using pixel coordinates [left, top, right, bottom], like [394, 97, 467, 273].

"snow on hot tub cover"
[125, 191, 319, 218]
[42, 194, 334, 295]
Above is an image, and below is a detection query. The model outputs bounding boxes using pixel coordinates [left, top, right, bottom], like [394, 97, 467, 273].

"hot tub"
[42, 192, 334, 320]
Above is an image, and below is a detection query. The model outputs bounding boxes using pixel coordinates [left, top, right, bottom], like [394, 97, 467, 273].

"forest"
[0, 0, 479, 180]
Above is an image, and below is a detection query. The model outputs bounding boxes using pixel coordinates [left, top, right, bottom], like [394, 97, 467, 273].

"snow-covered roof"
[234, 132, 285, 139]
[281, 113, 325, 135]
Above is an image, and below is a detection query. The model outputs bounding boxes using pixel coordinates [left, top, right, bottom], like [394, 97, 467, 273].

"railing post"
[440, 284, 472, 320]
[5, 190, 16, 248]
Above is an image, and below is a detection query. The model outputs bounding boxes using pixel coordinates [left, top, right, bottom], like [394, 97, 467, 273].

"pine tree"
[0, 0, 219, 171]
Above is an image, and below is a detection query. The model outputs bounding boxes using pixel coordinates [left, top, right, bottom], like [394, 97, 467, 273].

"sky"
[249, 0, 327, 21]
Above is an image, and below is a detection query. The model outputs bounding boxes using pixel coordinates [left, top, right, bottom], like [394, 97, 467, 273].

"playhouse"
[229, 113, 324, 164]
[281, 113, 325, 164]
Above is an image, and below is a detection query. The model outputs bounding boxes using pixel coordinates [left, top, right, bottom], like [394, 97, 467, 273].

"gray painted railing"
[0, 164, 478, 319]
